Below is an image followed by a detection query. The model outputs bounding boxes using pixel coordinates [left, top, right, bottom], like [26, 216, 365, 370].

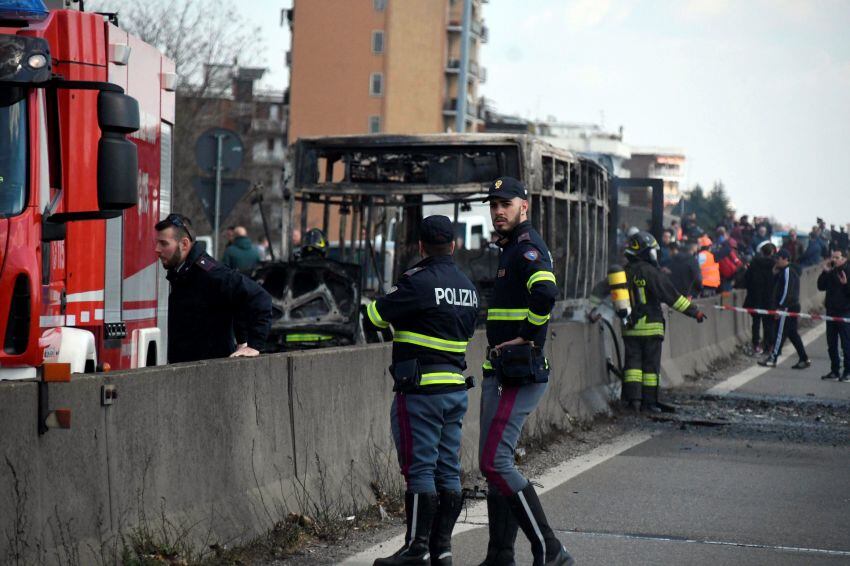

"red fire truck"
[0, 1, 175, 380]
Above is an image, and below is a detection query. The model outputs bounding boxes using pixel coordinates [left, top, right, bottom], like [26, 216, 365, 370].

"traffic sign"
[191, 176, 251, 230]
[195, 128, 243, 174]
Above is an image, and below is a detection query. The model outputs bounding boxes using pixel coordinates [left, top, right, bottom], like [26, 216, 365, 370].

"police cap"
[482, 176, 528, 202]
[420, 215, 454, 245]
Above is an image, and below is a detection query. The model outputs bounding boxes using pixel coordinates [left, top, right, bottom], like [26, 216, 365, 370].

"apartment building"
[287, 0, 488, 141]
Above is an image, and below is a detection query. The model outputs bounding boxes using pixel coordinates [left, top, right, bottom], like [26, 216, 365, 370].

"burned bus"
[257, 134, 611, 347]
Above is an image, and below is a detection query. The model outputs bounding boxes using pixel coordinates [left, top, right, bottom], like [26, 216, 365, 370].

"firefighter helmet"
[301, 228, 328, 258]
[624, 231, 660, 263]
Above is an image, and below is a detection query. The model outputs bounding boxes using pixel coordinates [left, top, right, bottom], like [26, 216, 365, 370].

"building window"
[369, 115, 381, 133]
[370, 72, 383, 96]
[267, 138, 275, 152]
[372, 30, 384, 54]
[373, 0, 386, 11]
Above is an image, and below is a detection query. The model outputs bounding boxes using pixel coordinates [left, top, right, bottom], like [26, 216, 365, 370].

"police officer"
[622, 231, 706, 412]
[364, 216, 478, 566]
[154, 213, 273, 363]
[479, 177, 573, 566]
[284, 228, 335, 349]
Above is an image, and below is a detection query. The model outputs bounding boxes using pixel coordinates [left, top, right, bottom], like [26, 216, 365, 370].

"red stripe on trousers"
[396, 394, 413, 479]
[481, 386, 519, 496]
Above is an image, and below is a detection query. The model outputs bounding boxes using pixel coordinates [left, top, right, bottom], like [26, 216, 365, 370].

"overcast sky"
[250, 0, 850, 230]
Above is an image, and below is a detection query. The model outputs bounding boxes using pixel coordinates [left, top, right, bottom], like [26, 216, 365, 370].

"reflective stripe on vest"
[487, 308, 528, 321]
[622, 316, 665, 337]
[527, 309, 550, 326]
[526, 270, 556, 292]
[420, 372, 466, 386]
[672, 296, 692, 313]
[367, 301, 390, 329]
[394, 331, 468, 353]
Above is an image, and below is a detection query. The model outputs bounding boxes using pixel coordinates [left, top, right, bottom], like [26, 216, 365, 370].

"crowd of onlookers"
[636, 213, 850, 379]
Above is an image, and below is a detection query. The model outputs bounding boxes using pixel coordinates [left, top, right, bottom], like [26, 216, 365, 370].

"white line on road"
[341, 430, 654, 565]
[561, 528, 850, 558]
[706, 324, 826, 396]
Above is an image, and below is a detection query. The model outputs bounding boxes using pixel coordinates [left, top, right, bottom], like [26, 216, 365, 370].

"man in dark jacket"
[817, 249, 850, 381]
[668, 242, 702, 297]
[759, 249, 810, 369]
[155, 214, 273, 363]
[222, 226, 261, 274]
[744, 242, 776, 355]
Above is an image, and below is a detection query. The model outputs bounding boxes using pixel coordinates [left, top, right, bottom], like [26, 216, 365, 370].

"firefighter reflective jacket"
[364, 255, 478, 389]
[623, 258, 699, 338]
[486, 221, 558, 349]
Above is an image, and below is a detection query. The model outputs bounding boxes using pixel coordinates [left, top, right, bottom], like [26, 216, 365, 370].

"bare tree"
[90, 0, 266, 236]
[93, 0, 262, 95]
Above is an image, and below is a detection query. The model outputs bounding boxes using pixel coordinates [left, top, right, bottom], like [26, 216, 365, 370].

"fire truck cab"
[0, 1, 175, 379]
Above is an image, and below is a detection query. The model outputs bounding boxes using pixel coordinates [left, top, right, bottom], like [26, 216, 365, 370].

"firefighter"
[285, 228, 335, 348]
[154, 213, 273, 363]
[298, 227, 329, 259]
[363, 216, 478, 566]
[479, 177, 573, 566]
[621, 231, 707, 412]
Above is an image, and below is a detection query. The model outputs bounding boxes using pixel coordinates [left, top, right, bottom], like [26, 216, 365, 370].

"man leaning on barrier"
[363, 215, 478, 566]
[478, 176, 574, 566]
[154, 213, 273, 363]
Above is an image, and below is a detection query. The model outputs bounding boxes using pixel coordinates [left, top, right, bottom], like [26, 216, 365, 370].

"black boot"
[374, 492, 438, 565]
[477, 491, 518, 566]
[428, 491, 463, 565]
[508, 483, 574, 566]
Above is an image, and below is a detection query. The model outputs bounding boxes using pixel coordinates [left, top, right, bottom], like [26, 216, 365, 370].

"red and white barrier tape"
[713, 304, 850, 324]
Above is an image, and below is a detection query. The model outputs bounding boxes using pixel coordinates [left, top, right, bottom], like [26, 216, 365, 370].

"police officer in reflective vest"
[479, 177, 573, 566]
[622, 231, 706, 412]
[364, 216, 478, 566]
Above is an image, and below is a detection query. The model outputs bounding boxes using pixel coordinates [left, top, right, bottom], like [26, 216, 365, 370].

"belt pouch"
[390, 359, 421, 393]
[495, 344, 535, 386]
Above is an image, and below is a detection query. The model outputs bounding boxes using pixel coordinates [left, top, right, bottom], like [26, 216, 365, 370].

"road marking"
[340, 431, 654, 565]
[561, 528, 850, 558]
[706, 324, 826, 396]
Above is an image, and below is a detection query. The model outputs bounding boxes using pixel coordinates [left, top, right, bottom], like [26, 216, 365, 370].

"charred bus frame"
[282, 134, 610, 313]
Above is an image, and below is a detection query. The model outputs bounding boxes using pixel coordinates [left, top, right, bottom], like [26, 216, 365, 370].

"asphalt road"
[348, 328, 850, 565]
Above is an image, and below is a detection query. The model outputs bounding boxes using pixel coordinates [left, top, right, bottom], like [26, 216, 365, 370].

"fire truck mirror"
[96, 91, 140, 211]
[41, 218, 66, 242]
[97, 90, 140, 133]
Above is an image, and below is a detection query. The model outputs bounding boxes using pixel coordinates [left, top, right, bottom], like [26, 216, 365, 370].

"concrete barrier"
[0, 321, 611, 564]
[661, 266, 822, 387]
[0, 267, 823, 563]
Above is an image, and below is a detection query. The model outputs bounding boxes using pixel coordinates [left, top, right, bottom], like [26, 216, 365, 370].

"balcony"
[251, 118, 286, 133]
[442, 98, 480, 120]
[445, 59, 486, 83]
[252, 148, 287, 165]
[447, 18, 488, 42]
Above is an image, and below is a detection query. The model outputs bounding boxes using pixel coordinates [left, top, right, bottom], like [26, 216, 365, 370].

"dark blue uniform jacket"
[364, 254, 478, 392]
[166, 243, 273, 363]
[486, 221, 558, 349]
